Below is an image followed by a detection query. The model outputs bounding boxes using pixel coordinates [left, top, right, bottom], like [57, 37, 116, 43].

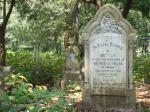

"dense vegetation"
[0, 74, 73, 112]
[6, 51, 65, 85]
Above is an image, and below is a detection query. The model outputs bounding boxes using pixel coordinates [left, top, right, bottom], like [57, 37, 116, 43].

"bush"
[134, 53, 150, 83]
[0, 74, 71, 112]
[6, 50, 65, 85]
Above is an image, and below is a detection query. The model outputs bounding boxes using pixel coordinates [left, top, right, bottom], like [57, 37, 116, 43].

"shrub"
[0, 74, 69, 112]
[6, 50, 65, 85]
[134, 53, 150, 83]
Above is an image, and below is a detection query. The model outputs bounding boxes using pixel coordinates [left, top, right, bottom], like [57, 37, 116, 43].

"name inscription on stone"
[90, 33, 126, 95]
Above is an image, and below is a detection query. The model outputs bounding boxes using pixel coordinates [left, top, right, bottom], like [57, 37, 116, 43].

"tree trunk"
[0, 25, 6, 66]
[122, 0, 133, 18]
[95, 0, 102, 10]
[82, 0, 102, 10]
[72, 1, 79, 44]
[0, 0, 16, 66]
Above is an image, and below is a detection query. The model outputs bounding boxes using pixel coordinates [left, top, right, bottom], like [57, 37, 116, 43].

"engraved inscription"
[90, 33, 126, 95]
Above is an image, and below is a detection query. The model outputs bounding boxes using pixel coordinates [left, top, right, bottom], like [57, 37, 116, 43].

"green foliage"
[132, 0, 150, 16]
[66, 80, 80, 90]
[127, 10, 149, 38]
[0, 74, 74, 112]
[79, 3, 96, 30]
[6, 50, 65, 85]
[134, 54, 150, 82]
[144, 109, 150, 112]
[6, 0, 66, 52]
[15, 0, 31, 18]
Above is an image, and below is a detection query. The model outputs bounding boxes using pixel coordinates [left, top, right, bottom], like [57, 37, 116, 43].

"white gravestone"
[90, 33, 127, 95]
[82, 4, 136, 110]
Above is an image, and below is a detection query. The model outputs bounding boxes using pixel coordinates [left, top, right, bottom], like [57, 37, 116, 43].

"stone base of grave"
[91, 94, 135, 108]
[61, 71, 83, 90]
[96, 108, 136, 112]
[64, 71, 81, 81]
[82, 88, 136, 112]
[75, 102, 136, 112]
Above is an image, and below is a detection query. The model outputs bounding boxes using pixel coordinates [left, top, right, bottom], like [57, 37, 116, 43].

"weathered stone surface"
[82, 4, 136, 110]
[90, 33, 127, 95]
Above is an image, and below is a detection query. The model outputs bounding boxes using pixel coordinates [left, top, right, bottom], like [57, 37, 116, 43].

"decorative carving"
[91, 13, 126, 36]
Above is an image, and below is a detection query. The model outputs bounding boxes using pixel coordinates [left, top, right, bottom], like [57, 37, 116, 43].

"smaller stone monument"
[82, 4, 136, 111]
[65, 44, 80, 80]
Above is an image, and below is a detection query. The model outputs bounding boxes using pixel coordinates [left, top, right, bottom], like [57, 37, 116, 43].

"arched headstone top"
[82, 4, 137, 96]
[82, 4, 136, 110]
[82, 4, 136, 41]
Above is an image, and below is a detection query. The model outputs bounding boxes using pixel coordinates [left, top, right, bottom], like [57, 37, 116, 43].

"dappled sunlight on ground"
[136, 83, 150, 107]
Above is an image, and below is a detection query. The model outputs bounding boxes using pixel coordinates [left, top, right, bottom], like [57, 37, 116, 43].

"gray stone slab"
[82, 4, 136, 110]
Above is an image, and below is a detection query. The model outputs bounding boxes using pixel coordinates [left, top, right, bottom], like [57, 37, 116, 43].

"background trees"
[1, 0, 149, 59]
[0, 0, 149, 82]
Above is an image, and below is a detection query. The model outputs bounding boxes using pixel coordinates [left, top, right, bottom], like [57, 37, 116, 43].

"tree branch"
[3, 0, 6, 22]
[3, 0, 15, 28]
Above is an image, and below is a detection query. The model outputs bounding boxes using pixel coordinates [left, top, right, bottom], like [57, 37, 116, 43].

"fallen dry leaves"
[136, 83, 150, 107]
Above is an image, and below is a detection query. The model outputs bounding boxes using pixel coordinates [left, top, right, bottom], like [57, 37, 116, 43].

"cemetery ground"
[0, 51, 149, 112]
